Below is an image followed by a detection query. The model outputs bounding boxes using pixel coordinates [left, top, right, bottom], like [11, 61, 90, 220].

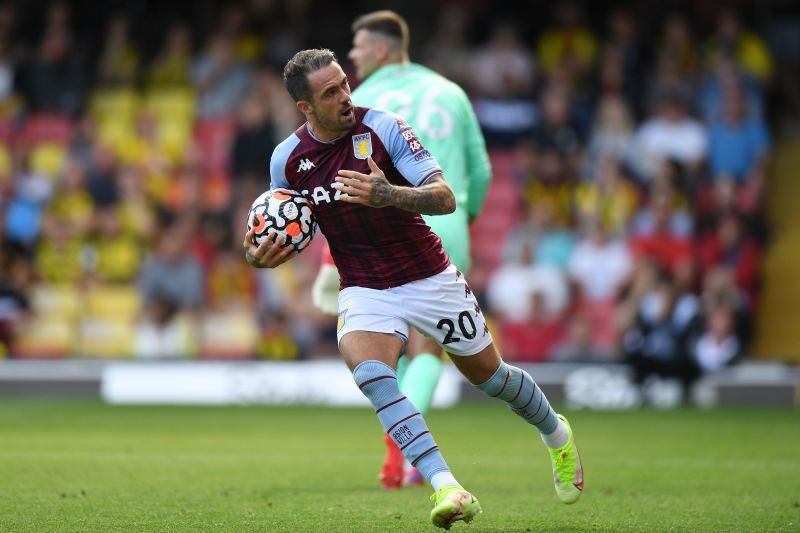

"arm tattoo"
[369, 174, 456, 215]
[368, 177, 395, 208]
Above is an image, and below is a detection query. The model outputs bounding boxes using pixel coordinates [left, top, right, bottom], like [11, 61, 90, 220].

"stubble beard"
[314, 108, 354, 135]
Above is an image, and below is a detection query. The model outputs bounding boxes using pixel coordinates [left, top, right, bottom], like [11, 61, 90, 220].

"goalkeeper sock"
[353, 360, 456, 485]
[396, 354, 410, 384]
[475, 362, 560, 438]
[400, 353, 443, 415]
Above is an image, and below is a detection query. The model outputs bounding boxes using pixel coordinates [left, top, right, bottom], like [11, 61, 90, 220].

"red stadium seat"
[18, 114, 74, 145]
[0, 118, 14, 143]
[194, 118, 236, 174]
[576, 298, 620, 351]
[488, 148, 518, 179]
[469, 168, 522, 272]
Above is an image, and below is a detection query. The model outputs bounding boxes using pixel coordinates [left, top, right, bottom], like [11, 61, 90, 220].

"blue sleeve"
[363, 108, 442, 186]
[269, 134, 300, 189]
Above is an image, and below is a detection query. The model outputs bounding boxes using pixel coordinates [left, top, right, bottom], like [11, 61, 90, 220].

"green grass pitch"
[1, 399, 799, 531]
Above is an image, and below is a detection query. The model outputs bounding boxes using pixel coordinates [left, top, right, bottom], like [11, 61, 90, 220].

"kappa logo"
[352, 133, 372, 159]
[297, 158, 315, 172]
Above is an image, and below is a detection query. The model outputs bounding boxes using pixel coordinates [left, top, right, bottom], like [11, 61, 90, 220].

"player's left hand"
[334, 156, 395, 208]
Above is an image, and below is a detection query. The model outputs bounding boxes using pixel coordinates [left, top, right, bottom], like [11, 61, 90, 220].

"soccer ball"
[247, 188, 317, 253]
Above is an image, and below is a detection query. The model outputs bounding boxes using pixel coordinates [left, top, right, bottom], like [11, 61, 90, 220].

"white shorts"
[336, 265, 494, 356]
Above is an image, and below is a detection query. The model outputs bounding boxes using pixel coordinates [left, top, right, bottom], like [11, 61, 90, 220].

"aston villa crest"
[352, 133, 372, 160]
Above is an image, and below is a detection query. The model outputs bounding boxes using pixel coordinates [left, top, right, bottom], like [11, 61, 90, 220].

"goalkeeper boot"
[547, 414, 584, 504]
[379, 434, 403, 489]
[403, 466, 425, 487]
[430, 485, 481, 529]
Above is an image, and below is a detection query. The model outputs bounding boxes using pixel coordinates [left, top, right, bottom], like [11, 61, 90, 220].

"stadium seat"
[194, 117, 236, 173]
[0, 119, 13, 144]
[14, 316, 77, 358]
[30, 284, 82, 319]
[197, 311, 258, 359]
[469, 151, 523, 272]
[75, 316, 135, 358]
[18, 114, 74, 145]
[89, 88, 143, 157]
[487, 177, 521, 204]
[90, 87, 140, 123]
[470, 198, 520, 271]
[96, 120, 137, 157]
[469, 227, 506, 269]
[144, 87, 195, 122]
[488, 148, 518, 178]
[85, 284, 141, 320]
[16, 114, 74, 179]
[154, 118, 192, 164]
[577, 298, 620, 351]
[29, 142, 68, 178]
[0, 143, 12, 177]
[144, 88, 196, 163]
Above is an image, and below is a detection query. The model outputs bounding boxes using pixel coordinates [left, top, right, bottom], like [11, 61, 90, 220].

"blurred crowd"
[0, 0, 795, 388]
[465, 2, 778, 392]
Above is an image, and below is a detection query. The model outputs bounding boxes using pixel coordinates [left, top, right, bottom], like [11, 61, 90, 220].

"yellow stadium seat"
[142, 87, 195, 164]
[0, 143, 11, 177]
[154, 119, 191, 163]
[116, 135, 150, 165]
[76, 316, 135, 358]
[198, 311, 258, 359]
[144, 87, 196, 122]
[29, 142, 67, 177]
[90, 88, 142, 156]
[29, 284, 82, 319]
[15, 315, 77, 358]
[85, 284, 141, 320]
[96, 118, 137, 155]
[90, 87, 141, 123]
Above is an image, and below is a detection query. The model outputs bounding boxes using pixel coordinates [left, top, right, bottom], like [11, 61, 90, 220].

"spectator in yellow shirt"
[537, 2, 598, 82]
[704, 8, 773, 83]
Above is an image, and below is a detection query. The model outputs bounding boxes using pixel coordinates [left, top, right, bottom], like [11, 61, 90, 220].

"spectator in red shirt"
[629, 189, 693, 274]
[696, 212, 760, 306]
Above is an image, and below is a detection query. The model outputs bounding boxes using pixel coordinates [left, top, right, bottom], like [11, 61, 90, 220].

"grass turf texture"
[1, 399, 798, 532]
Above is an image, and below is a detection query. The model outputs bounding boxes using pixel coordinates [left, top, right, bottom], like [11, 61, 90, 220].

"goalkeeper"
[311, 9, 492, 488]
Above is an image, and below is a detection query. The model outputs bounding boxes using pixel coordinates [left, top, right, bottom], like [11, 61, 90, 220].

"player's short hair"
[283, 48, 339, 103]
[351, 10, 409, 52]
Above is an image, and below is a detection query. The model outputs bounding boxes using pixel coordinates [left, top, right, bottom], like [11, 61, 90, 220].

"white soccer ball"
[247, 188, 317, 253]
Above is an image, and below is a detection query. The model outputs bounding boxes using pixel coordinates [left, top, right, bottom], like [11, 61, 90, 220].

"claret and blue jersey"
[270, 106, 450, 289]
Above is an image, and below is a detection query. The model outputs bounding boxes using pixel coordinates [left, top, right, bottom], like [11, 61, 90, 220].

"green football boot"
[430, 485, 481, 529]
[547, 414, 584, 504]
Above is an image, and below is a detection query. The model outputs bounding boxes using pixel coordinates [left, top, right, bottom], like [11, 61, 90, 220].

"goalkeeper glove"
[311, 263, 340, 315]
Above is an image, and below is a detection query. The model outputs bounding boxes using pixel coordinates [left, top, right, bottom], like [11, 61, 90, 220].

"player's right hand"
[311, 263, 340, 315]
[334, 156, 394, 208]
[243, 228, 296, 269]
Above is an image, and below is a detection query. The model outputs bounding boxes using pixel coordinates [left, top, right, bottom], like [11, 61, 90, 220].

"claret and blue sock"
[353, 360, 459, 491]
[475, 361, 569, 449]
